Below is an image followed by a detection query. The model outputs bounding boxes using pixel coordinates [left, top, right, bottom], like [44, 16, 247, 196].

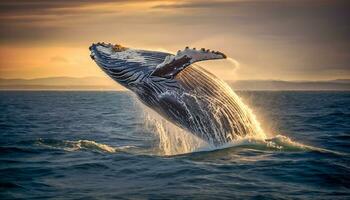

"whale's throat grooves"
[175, 65, 266, 144]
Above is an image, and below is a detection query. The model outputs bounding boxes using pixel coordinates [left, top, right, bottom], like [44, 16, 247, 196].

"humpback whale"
[90, 43, 264, 146]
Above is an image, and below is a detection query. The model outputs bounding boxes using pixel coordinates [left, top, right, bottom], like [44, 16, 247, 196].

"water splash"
[226, 57, 240, 70]
[140, 105, 208, 155]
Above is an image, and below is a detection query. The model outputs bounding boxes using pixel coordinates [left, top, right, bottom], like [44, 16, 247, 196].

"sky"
[0, 0, 349, 81]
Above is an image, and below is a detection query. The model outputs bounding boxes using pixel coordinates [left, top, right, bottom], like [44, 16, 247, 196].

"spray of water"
[140, 105, 208, 155]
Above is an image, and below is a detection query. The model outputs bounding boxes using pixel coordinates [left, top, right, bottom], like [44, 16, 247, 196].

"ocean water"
[0, 91, 349, 199]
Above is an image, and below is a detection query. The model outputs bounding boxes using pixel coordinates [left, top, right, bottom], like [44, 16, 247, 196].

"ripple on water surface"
[0, 91, 349, 199]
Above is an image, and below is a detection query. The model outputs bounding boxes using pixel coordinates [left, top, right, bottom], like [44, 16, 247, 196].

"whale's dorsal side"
[90, 43, 226, 85]
[151, 47, 226, 79]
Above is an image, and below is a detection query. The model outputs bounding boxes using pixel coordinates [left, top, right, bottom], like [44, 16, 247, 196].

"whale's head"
[90, 42, 227, 91]
[89, 42, 170, 89]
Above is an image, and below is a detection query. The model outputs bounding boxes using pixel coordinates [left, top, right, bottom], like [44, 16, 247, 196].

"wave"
[36, 139, 126, 153]
[189, 134, 343, 156]
[33, 135, 342, 158]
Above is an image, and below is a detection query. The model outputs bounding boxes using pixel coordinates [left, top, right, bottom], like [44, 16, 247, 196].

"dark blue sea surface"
[0, 91, 349, 199]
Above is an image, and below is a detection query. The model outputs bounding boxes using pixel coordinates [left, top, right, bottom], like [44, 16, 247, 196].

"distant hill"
[0, 77, 124, 90]
[228, 80, 350, 91]
[0, 77, 349, 91]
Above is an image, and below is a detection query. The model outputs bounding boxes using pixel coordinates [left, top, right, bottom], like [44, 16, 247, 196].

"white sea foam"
[37, 139, 119, 153]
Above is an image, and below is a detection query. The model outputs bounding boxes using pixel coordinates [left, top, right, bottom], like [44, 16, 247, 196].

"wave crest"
[37, 139, 117, 153]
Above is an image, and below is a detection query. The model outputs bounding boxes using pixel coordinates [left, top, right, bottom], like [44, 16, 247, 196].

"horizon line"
[0, 76, 349, 82]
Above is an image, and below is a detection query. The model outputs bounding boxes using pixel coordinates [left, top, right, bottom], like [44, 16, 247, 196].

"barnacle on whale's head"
[112, 44, 128, 52]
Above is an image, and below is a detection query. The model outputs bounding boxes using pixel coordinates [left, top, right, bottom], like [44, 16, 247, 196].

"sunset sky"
[0, 0, 349, 81]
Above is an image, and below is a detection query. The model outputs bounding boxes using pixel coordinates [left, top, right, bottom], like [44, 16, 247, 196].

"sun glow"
[0, 46, 103, 79]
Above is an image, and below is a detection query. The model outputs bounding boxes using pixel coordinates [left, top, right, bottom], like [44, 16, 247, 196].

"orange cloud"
[0, 46, 105, 79]
[0, 0, 349, 81]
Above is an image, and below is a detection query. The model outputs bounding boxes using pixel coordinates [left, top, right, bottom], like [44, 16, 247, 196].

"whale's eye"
[113, 44, 127, 52]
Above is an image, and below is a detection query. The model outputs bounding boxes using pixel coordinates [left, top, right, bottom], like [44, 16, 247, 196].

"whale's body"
[90, 43, 262, 146]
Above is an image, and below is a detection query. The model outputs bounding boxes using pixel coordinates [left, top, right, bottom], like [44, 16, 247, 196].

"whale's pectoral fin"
[151, 47, 226, 78]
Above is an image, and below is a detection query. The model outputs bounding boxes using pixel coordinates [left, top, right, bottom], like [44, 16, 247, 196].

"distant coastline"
[0, 77, 349, 91]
